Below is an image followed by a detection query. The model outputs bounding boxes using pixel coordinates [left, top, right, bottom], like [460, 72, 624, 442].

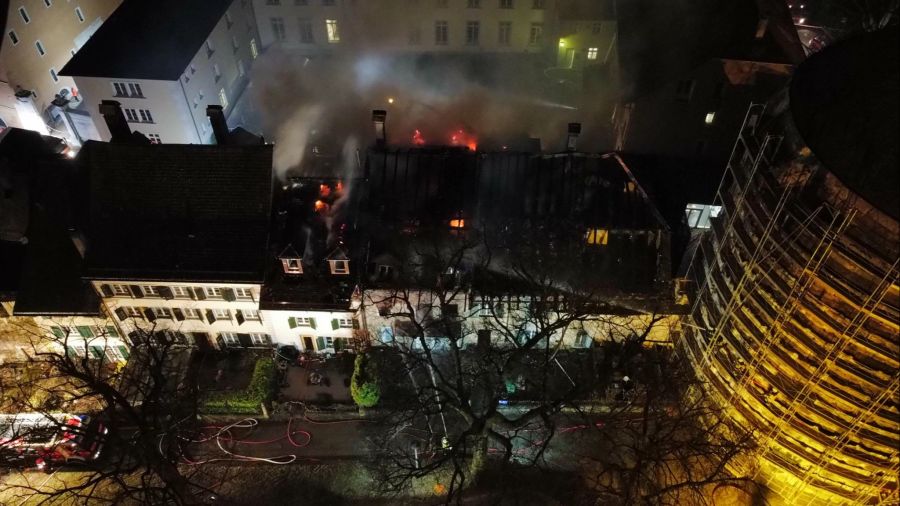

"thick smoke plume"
[252, 48, 616, 179]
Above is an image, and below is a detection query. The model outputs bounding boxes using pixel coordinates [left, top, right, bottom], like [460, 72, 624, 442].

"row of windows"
[50, 325, 120, 339]
[264, 0, 545, 8]
[112, 81, 144, 98]
[269, 17, 543, 46]
[102, 284, 254, 300]
[287, 316, 355, 330]
[65, 343, 130, 362]
[220, 332, 272, 346]
[117, 306, 261, 324]
[279, 258, 349, 275]
[14, 5, 85, 26]
[129, 330, 272, 348]
[123, 108, 154, 123]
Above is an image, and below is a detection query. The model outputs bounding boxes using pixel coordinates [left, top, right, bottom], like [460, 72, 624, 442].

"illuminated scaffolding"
[680, 103, 900, 505]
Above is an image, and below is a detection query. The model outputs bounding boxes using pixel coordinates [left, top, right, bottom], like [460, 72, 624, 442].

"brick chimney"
[206, 105, 229, 145]
[98, 100, 132, 143]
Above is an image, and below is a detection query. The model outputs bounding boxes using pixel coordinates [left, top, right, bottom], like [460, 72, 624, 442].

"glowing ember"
[412, 129, 426, 146]
[319, 184, 331, 197]
[336, 180, 344, 193]
[449, 219, 465, 229]
[314, 200, 327, 212]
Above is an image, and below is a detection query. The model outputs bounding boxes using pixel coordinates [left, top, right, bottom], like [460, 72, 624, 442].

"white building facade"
[62, 0, 260, 145]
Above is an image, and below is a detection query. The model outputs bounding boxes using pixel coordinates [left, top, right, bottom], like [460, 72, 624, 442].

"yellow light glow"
[388, 97, 394, 104]
[558, 39, 566, 47]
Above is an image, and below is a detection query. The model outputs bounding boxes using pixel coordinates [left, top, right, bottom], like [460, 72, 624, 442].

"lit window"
[705, 112, 716, 124]
[330, 259, 349, 275]
[587, 47, 598, 60]
[585, 228, 609, 245]
[250, 38, 258, 58]
[326, 19, 340, 43]
[218, 88, 228, 109]
[282, 258, 303, 274]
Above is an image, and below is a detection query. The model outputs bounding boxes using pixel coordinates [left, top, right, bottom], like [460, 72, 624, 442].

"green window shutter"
[331, 319, 339, 330]
[316, 336, 325, 350]
[90, 346, 105, 359]
[77, 326, 94, 338]
[51, 326, 65, 339]
[100, 284, 114, 297]
[106, 326, 120, 337]
[310, 318, 317, 329]
[118, 346, 130, 360]
[288, 317, 297, 329]
[222, 288, 236, 301]
[66, 346, 80, 357]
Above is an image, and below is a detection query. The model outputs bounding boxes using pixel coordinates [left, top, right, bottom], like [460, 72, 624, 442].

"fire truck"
[0, 414, 106, 471]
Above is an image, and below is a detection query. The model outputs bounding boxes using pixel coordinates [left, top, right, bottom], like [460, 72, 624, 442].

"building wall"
[556, 19, 616, 69]
[93, 280, 270, 350]
[68, 0, 258, 145]
[614, 59, 793, 165]
[72, 77, 198, 143]
[252, 0, 561, 54]
[360, 288, 674, 349]
[261, 308, 357, 352]
[176, 0, 260, 144]
[0, 0, 122, 137]
[0, 311, 130, 364]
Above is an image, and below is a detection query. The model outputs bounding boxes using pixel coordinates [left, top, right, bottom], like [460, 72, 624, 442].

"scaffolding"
[682, 103, 900, 505]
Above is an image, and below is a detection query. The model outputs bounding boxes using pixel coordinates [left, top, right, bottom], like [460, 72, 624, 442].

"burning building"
[680, 27, 899, 504]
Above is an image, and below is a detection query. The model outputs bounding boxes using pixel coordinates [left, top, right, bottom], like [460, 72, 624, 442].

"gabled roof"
[278, 244, 301, 260]
[326, 248, 349, 261]
[60, 0, 232, 80]
[80, 141, 273, 282]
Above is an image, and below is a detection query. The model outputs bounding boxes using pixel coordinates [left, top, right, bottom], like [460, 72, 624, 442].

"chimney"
[206, 105, 229, 145]
[566, 123, 581, 151]
[99, 100, 132, 143]
[372, 109, 387, 148]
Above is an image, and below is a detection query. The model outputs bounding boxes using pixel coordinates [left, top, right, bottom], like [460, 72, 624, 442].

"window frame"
[8, 30, 19, 46]
[75, 6, 85, 22]
[325, 19, 340, 43]
[18, 7, 30, 24]
[35, 40, 46, 57]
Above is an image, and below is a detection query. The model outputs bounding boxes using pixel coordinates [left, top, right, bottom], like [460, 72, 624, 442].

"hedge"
[200, 357, 276, 414]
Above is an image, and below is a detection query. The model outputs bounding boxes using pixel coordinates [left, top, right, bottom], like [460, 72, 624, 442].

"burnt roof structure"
[260, 177, 363, 311]
[60, 0, 232, 80]
[362, 149, 673, 305]
[80, 141, 273, 282]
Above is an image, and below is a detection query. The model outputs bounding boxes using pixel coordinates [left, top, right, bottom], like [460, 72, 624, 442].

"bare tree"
[0, 318, 217, 505]
[578, 346, 757, 506]
[362, 222, 673, 502]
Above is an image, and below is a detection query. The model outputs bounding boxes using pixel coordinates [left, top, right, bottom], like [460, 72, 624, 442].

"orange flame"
[314, 200, 327, 212]
[412, 129, 426, 146]
[319, 184, 331, 198]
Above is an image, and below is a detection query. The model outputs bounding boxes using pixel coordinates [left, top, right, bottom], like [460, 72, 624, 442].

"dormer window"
[282, 258, 303, 274]
[330, 260, 349, 275]
[377, 264, 393, 278]
[278, 244, 303, 275]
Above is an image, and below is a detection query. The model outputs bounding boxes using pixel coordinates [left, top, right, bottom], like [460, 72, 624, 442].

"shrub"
[350, 353, 380, 408]
[200, 357, 276, 414]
